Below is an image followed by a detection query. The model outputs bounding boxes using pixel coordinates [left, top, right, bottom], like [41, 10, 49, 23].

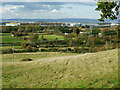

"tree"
[73, 26, 80, 36]
[96, 1, 119, 22]
[29, 34, 39, 42]
[25, 26, 33, 33]
[18, 27, 25, 32]
[91, 28, 101, 36]
[2, 26, 17, 33]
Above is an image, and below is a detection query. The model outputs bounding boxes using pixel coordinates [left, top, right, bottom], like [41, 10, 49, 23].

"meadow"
[39, 35, 65, 40]
[0, 33, 23, 43]
[1, 24, 119, 88]
[2, 49, 119, 88]
[1, 33, 65, 51]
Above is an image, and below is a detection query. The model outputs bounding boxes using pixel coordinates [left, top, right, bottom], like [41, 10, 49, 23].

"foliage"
[2, 26, 18, 33]
[96, 1, 119, 22]
[2, 48, 13, 54]
[102, 30, 117, 36]
[25, 46, 38, 52]
[58, 26, 73, 33]
[91, 28, 101, 36]
[21, 58, 33, 61]
[29, 34, 39, 42]
[21, 41, 30, 49]
[73, 26, 80, 36]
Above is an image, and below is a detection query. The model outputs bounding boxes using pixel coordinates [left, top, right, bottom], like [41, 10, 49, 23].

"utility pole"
[12, 43, 14, 62]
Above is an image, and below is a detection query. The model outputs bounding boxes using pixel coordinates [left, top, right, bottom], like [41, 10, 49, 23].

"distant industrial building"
[61, 23, 82, 27]
[6, 23, 20, 26]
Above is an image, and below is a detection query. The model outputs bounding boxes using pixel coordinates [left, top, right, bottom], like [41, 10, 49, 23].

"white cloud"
[1, 2, 99, 19]
[34, 9, 47, 12]
[2, 5, 24, 13]
[2, 0, 96, 2]
[50, 9, 64, 13]
[50, 9, 59, 12]
[12, 5, 24, 9]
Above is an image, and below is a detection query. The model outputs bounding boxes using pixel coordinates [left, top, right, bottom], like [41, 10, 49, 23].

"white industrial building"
[6, 23, 20, 26]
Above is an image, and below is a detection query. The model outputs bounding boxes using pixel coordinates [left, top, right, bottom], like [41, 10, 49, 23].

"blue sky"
[1, 1, 100, 19]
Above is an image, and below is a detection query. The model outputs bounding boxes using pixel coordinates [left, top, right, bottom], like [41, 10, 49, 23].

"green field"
[21, 34, 65, 40]
[2, 49, 119, 88]
[0, 46, 21, 50]
[39, 35, 65, 40]
[0, 33, 24, 43]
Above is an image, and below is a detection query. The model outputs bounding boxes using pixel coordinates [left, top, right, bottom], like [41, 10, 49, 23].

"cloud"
[1, 2, 99, 19]
[67, 7, 72, 9]
[2, 0, 96, 2]
[50, 9, 64, 13]
[2, 2, 65, 13]
[34, 9, 47, 12]
[2, 5, 25, 13]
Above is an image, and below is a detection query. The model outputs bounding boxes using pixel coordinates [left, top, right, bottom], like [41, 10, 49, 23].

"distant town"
[0, 20, 119, 28]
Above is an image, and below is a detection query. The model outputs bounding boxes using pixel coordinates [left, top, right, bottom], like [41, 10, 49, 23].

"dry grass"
[2, 49, 119, 88]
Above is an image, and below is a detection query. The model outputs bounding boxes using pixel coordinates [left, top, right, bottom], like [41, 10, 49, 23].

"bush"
[25, 46, 32, 52]
[67, 48, 72, 51]
[21, 58, 33, 61]
[39, 48, 47, 52]
[2, 48, 13, 54]
[14, 49, 25, 53]
[21, 41, 30, 49]
[32, 47, 39, 52]
[25, 46, 38, 52]
[74, 47, 85, 53]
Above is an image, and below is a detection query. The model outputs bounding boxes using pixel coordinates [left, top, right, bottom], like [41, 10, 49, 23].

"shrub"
[94, 38, 105, 45]
[74, 47, 85, 53]
[2, 48, 13, 54]
[29, 34, 39, 42]
[21, 58, 33, 61]
[32, 47, 39, 52]
[40, 48, 47, 52]
[67, 48, 72, 51]
[25, 46, 33, 52]
[25, 46, 38, 52]
[14, 49, 25, 53]
[21, 41, 30, 49]
[49, 48, 58, 52]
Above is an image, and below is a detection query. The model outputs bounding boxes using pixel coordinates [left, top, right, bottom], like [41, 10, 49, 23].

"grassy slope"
[2, 52, 78, 62]
[2, 49, 118, 88]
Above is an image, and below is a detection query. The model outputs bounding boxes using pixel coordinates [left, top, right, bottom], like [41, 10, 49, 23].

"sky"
[0, 0, 101, 19]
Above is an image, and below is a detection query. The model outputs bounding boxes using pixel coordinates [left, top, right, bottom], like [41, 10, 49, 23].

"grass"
[21, 34, 65, 40]
[0, 46, 21, 50]
[39, 35, 64, 40]
[2, 52, 78, 62]
[0, 33, 24, 43]
[2, 49, 119, 88]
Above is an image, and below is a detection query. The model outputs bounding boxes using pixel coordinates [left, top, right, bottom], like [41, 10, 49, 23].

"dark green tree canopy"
[96, 1, 119, 22]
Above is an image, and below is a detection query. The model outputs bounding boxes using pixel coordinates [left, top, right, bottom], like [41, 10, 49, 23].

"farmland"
[0, 33, 23, 43]
[2, 49, 119, 88]
[39, 35, 64, 40]
[1, 23, 119, 88]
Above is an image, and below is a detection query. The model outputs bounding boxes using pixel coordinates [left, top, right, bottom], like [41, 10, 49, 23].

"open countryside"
[2, 49, 118, 88]
[1, 1, 120, 88]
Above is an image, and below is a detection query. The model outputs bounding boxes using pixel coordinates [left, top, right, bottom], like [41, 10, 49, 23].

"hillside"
[2, 49, 119, 88]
